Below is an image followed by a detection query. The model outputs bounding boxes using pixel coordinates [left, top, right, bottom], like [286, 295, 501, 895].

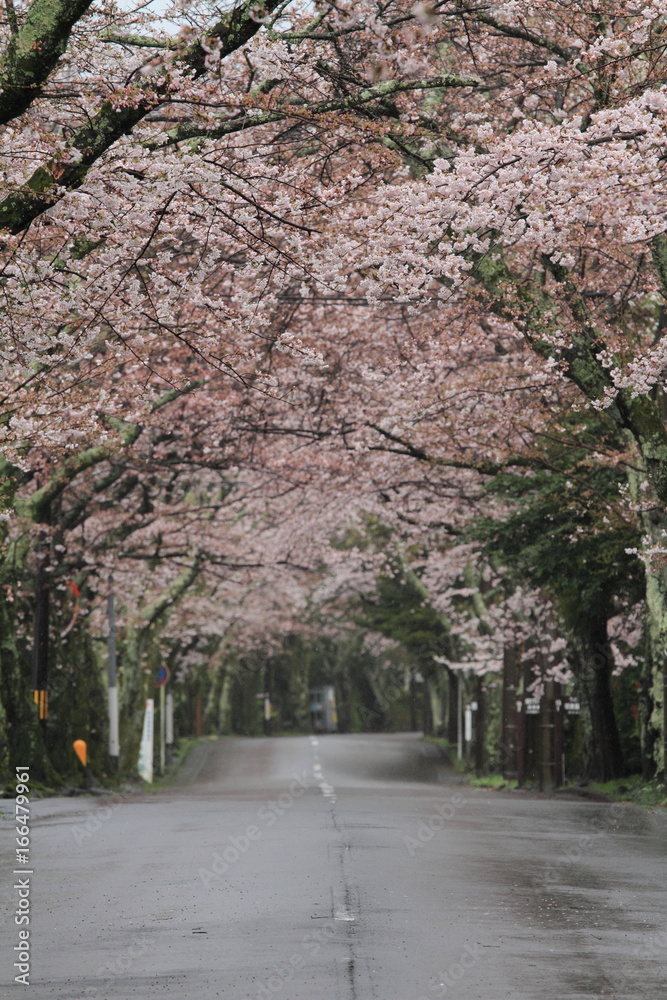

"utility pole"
[32, 529, 50, 730]
[155, 666, 170, 775]
[263, 659, 272, 735]
[107, 574, 120, 770]
[457, 671, 463, 761]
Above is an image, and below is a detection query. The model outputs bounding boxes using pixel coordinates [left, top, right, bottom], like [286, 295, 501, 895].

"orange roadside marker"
[73, 739, 87, 767]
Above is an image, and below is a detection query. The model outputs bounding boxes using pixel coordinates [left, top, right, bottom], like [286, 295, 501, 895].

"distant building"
[309, 685, 338, 733]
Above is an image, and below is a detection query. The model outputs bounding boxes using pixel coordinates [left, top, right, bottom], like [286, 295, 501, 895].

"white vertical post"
[465, 705, 473, 743]
[166, 691, 174, 747]
[138, 699, 154, 783]
[108, 686, 120, 759]
[159, 683, 166, 776]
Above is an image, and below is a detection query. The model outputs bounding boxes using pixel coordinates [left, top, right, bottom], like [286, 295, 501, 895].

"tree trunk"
[573, 614, 624, 781]
[639, 507, 667, 782]
[0, 594, 58, 785]
[447, 667, 458, 747]
[409, 668, 418, 731]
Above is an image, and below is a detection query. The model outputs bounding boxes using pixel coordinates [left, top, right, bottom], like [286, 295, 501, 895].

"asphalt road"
[2, 733, 667, 999]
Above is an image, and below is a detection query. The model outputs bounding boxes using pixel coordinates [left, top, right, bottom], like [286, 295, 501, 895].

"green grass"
[147, 734, 210, 791]
[421, 734, 455, 758]
[467, 774, 519, 790]
[1, 777, 57, 797]
[463, 772, 666, 803]
[586, 775, 667, 808]
[420, 734, 667, 806]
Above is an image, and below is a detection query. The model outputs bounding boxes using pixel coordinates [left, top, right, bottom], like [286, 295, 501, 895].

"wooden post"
[195, 690, 203, 737]
[502, 645, 519, 779]
[540, 680, 556, 793]
[554, 684, 564, 788]
[516, 696, 526, 787]
[475, 675, 485, 776]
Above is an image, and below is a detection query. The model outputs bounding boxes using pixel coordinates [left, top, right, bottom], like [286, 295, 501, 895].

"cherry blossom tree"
[290, 1, 667, 778]
[4, 1, 667, 783]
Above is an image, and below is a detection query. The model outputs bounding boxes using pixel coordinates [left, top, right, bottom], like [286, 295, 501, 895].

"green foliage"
[356, 569, 451, 673]
[471, 416, 644, 629]
[611, 664, 643, 773]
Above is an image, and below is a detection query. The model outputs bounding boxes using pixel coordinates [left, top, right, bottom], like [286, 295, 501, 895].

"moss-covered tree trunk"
[0, 593, 61, 786]
[116, 556, 203, 772]
[203, 640, 228, 735]
[638, 509, 667, 780]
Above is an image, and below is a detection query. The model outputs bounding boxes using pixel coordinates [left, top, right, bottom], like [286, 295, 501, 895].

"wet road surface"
[2, 732, 666, 998]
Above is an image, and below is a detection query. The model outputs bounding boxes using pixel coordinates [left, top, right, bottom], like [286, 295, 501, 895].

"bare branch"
[474, 11, 574, 63]
[152, 73, 481, 149]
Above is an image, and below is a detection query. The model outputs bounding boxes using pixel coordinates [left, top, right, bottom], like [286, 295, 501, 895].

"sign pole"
[155, 665, 170, 775]
[166, 688, 174, 763]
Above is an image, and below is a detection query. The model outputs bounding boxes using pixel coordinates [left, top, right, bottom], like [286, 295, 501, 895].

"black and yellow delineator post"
[33, 689, 48, 721]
